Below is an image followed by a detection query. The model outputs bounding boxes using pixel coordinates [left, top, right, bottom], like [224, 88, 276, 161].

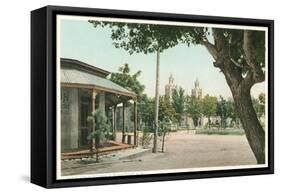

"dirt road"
[61, 131, 257, 176]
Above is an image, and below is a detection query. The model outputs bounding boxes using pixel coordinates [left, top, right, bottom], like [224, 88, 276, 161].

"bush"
[87, 109, 111, 148]
[196, 128, 245, 135]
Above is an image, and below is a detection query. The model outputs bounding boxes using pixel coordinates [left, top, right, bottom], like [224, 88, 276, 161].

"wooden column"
[112, 105, 117, 141]
[90, 90, 97, 153]
[133, 100, 137, 146]
[122, 102, 126, 143]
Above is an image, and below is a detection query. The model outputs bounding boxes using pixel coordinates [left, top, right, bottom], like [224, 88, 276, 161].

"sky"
[60, 19, 265, 98]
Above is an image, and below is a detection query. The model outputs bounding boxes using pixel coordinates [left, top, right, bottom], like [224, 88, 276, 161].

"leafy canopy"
[89, 20, 203, 54]
[202, 94, 217, 118]
[110, 63, 145, 98]
[186, 95, 202, 127]
[89, 20, 265, 76]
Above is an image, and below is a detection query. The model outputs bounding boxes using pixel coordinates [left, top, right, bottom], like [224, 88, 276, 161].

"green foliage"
[202, 95, 217, 128]
[138, 94, 154, 127]
[216, 96, 235, 128]
[110, 64, 151, 131]
[88, 109, 112, 148]
[213, 28, 265, 74]
[252, 93, 265, 119]
[196, 128, 245, 135]
[159, 120, 171, 152]
[258, 93, 265, 104]
[172, 86, 185, 123]
[139, 95, 176, 127]
[89, 20, 265, 73]
[227, 99, 239, 124]
[110, 63, 145, 97]
[159, 120, 171, 135]
[158, 96, 177, 123]
[202, 95, 217, 117]
[186, 95, 202, 128]
[88, 20, 201, 54]
[140, 128, 153, 148]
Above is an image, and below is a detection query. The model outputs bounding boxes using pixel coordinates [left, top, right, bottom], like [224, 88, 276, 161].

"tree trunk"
[232, 86, 265, 164]
[161, 132, 166, 152]
[153, 49, 160, 153]
[220, 59, 265, 164]
[201, 29, 265, 164]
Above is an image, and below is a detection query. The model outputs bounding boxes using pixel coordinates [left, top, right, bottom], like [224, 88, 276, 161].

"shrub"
[196, 128, 245, 135]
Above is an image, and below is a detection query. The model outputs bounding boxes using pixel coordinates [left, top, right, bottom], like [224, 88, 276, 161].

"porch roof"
[61, 68, 136, 98]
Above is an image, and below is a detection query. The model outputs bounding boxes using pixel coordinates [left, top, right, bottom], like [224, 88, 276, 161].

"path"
[61, 131, 257, 176]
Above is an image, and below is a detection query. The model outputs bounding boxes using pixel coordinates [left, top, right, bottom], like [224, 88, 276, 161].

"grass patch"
[196, 128, 245, 135]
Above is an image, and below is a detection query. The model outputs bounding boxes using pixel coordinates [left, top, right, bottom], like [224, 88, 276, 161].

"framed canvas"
[31, 5, 274, 188]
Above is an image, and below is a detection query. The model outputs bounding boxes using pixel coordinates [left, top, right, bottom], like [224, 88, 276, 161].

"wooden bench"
[122, 133, 135, 145]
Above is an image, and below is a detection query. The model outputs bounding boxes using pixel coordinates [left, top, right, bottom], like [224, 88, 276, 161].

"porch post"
[122, 102, 126, 143]
[90, 89, 97, 154]
[113, 105, 117, 141]
[134, 100, 137, 146]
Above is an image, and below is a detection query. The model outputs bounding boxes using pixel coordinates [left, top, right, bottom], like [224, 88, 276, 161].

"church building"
[165, 74, 176, 101]
[191, 78, 202, 98]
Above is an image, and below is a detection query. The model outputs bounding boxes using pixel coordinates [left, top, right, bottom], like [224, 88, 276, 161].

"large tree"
[89, 21, 266, 163]
[198, 29, 266, 163]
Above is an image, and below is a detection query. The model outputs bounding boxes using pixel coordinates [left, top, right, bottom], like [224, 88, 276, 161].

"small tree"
[227, 99, 240, 128]
[172, 87, 185, 125]
[253, 93, 265, 120]
[186, 96, 202, 129]
[156, 96, 177, 124]
[140, 127, 153, 148]
[88, 109, 111, 162]
[202, 95, 217, 128]
[138, 94, 154, 130]
[216, 97, 233, 129]
[159, 119, 171, 152]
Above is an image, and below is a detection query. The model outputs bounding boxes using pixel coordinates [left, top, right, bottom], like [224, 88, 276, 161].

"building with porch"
[60, 58, 138, 154]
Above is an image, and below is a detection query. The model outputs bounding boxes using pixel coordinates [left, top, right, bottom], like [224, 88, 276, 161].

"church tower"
[191, 78, 202, 98]
[165, 74, 176, 100]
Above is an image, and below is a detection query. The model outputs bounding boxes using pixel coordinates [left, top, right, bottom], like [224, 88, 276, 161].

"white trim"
[56, 14, 269, 180]
[59, 15, 268, 31]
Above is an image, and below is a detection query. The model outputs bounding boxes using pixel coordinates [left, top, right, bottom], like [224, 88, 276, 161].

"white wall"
[0, 0, 279, 193]
[61, 88, 79, 150]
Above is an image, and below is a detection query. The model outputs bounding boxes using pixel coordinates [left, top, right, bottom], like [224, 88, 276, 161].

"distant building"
[164, 75, 221, 129]
[191, 78, 202, 98]
[165, 74, 176, 101]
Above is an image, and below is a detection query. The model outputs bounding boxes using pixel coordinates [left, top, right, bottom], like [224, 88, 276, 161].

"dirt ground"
[61, 131, 257, 176]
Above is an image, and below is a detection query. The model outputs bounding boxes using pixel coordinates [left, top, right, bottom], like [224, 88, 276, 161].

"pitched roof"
[61, 58, 110, 78]
[61, 65, 136, 98]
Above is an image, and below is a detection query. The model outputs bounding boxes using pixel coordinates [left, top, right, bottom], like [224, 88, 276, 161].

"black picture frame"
[31, 5, 274, 188]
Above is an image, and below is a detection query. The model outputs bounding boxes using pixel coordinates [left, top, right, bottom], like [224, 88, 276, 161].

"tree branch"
[243, 30, 265, 84]
[230, 58, 243, 68]
[200, 39, 218, 60]
[243, 30, 255, 66]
